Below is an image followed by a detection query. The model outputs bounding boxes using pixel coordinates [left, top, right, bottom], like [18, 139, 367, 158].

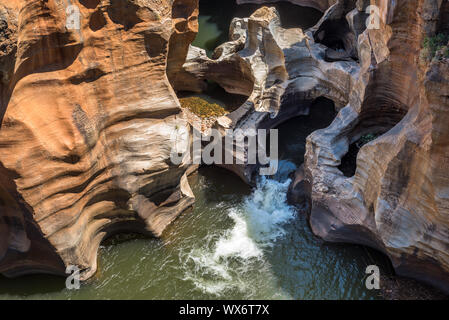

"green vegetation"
[179, 96, 227, 118]
[356, 133, 378, 148]
[421, 33, 449, 61]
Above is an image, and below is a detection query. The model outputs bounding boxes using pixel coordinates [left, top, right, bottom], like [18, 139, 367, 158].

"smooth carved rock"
[0, 0, 197, 280]
[236, 0, 337, 12]
[304, 0, 449, 293]
[178, 4, 359, 182]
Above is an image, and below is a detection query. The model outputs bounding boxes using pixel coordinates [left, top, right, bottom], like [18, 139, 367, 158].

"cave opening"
[314, 19, 349, 51]
[338, 107, 408, 178]
[338, 133, 380, 178]
[275, 97, 337, 167]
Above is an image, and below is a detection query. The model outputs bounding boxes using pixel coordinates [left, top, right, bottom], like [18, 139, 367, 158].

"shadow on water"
[193, 0, 323, 57]
[0, 274, 66, 297]
[276, 97, 337, 167]
[255, 98, 388, 299]
[189, 166, 252, 204]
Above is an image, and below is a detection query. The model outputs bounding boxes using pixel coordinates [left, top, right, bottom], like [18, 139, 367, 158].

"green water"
[0, 3, 393, 300]
[192, 1, 323, 57]
[0, 99, 391, 300]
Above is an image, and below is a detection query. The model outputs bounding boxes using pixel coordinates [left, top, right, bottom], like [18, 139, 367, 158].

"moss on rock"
[179, 96, 228, 118]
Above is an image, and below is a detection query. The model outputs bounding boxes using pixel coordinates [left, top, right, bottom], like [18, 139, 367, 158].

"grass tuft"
[421, 33, 449, 61]
[179, 96, 227, 118]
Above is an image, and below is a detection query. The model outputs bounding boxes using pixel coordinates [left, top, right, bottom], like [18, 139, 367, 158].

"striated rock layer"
[0, 0, 198, 280]
[181, 0, 449, 293]
[236, 0, 337, 12]
[176, 2, 360, 182]
[304, 0, 449, 293]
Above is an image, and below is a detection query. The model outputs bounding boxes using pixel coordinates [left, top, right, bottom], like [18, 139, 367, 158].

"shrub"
[422, 33, 449, 61]
[356, 133, 378, 148]
[179, 96, 227, 118]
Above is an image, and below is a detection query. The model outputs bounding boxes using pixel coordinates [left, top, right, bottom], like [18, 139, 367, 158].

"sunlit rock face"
[0, 0, 197, 280]
[304, 0, 449, 293]
[236, 0, 337, 12]
[189, 0, 449, 294]
[176, 2, 360, 182]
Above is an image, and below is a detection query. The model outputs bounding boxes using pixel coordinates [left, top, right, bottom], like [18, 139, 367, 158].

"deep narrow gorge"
[0, 0, 448, 300]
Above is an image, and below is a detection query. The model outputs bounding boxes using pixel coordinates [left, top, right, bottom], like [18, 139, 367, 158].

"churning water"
[180, 162, 297, 299]
[0, 99, 389, 300]
[0, 2, 393, 300]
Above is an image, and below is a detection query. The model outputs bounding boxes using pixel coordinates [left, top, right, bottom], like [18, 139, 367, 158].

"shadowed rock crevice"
[315, 18, 349, 50]
[338, 106, 407, 177]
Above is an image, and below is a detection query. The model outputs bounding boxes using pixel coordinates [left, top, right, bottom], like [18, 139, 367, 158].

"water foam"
[181, 161, 297, 297]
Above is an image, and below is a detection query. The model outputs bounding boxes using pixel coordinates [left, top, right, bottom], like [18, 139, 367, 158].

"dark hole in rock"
[339, 132, 384, 178]
[194, 0, 323, 57]
[437, 0, 449, 34]
[89, 10, 107, 31]
[79, 0, 101, 9]
[315, 18, 349, 50]
[338, 141, 359, 177]
[61, 154, 81, 164]
[172, 0, 196, 19]
[338, 105, 408, 178]
[107, 0, 143, 30]
[275, 97, 337, 167]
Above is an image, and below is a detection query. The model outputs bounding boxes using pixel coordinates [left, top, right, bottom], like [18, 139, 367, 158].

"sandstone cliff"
[0, 0, 197, 280]
[303, 0, 449, 293]
[175, 2, 360, 182]
[236, 0, 337, 12]
[1, 0, 448, 295]
[180, 0, 449, 293]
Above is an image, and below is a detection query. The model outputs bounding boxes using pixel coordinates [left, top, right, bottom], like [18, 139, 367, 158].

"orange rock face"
[304, 0, 449, 293]
[0, 0, 198, 279]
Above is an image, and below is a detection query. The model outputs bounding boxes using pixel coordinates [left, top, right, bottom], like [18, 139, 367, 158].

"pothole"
[178, 81, 248, 128]
[193, 0, 323, 57]
[338, 106, 407, 178]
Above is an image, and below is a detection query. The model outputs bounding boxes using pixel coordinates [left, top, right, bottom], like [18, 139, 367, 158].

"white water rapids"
[180, 161, 297, 298]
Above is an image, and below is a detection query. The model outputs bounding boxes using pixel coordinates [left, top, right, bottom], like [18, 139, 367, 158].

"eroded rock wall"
[177, 2, 360, 182]
[236, 0, 338, 12]
[0, 0, 197, 280]
[304, 0, 449, 293]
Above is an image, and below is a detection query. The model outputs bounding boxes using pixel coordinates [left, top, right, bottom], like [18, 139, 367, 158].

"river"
[0, 1, 393, 300]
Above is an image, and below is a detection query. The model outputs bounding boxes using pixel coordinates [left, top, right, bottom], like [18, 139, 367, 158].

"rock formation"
[0, 0, 197, 280]
[236, 0, 337, 12]
[1, 0, 448, 296]
[303, 0, 449, 293]
[176, 3, 359, 182]
[178, 0, 449, 293]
